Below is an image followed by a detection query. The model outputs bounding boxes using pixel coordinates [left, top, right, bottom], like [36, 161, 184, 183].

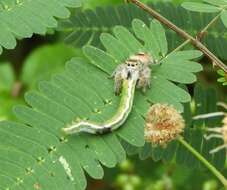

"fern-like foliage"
[0, 0, 81, 55]
[217, 69, 227, 86]
[62, 2, 227, 60]
[0, 19, 202, 190]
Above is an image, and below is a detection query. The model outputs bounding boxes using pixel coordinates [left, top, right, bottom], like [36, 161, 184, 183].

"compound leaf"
[0, 0, 81, 54]
[0, 19, 202, 190]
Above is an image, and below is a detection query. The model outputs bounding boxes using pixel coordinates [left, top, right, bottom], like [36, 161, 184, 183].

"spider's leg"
[114, 77, 123, 96]
[110, 64, 126, 95]
[137, 65, 151, 92]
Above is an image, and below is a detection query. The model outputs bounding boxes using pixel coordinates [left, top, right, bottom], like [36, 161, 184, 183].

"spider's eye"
[127, 63, 130, 66]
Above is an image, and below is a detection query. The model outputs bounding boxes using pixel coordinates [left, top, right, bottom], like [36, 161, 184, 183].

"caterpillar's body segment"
[62, 52, 153, 135]
[63, 78, 137, 134]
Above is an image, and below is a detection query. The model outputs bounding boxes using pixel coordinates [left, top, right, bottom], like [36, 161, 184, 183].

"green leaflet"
[217, 69, 227, 86]
[21, 43, 79, 89]
[203, 0, 227, 7]
[182, 0, 227, 31]
[181, 2, 221, 12]
[157, 51, 203, 84]
[0, 62, 15, 92]
[221, 10, 227, 28]
[0, 62, 23, 120]
[0, 0, 81, 54]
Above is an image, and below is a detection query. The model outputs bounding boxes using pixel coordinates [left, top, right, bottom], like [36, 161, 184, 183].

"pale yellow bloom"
[144, 104, 185, 146]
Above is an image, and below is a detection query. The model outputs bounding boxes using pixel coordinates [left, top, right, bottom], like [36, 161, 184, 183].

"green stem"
[178, 136, 227, 188]
[128, 0, 227, 72]
[172, 39, 191, 53]
[200, 12, 222, 34]
[172, 13, 221, 53]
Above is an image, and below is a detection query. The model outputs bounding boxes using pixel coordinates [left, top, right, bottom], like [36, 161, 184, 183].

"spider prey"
[62, 52, 154, 135]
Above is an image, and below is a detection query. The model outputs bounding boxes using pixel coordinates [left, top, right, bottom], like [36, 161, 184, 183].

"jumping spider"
[111, 52, 154, 95]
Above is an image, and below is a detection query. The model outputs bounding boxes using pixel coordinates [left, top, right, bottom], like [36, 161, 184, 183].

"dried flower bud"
[144, 104, 185, 146]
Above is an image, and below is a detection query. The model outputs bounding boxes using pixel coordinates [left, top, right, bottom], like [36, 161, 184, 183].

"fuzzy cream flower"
[144, 104, 185, 146]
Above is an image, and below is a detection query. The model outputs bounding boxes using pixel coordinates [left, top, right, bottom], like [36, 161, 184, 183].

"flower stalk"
[178, 136, 227, 188]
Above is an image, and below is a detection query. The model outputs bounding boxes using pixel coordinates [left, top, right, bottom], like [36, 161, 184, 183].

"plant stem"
[172, 13, 221, 52]
[172, 39, 191, 53]
[127, 0, 227, 72]
[200, 13, 221, 34]
[178, 136, 227, 188]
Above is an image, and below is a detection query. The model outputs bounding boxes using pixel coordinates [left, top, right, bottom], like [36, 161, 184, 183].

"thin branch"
[171, 39, 191, 53]
[127, 0, 227, 72]
[199, 13, 221, 37]
[178, 136, 227, 188]
[172, 13, 221, 52]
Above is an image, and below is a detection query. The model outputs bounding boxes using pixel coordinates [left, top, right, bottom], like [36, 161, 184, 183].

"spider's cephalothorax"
[112, 52, 153, 95]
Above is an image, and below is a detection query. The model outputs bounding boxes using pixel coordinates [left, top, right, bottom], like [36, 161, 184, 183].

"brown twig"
[127, 0, 227, 72]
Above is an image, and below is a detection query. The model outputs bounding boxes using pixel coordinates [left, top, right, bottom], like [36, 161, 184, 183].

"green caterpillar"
[62, 52, 153, 135]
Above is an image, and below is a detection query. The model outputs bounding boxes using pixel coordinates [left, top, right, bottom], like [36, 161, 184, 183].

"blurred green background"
[0, 0, 225, 189]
